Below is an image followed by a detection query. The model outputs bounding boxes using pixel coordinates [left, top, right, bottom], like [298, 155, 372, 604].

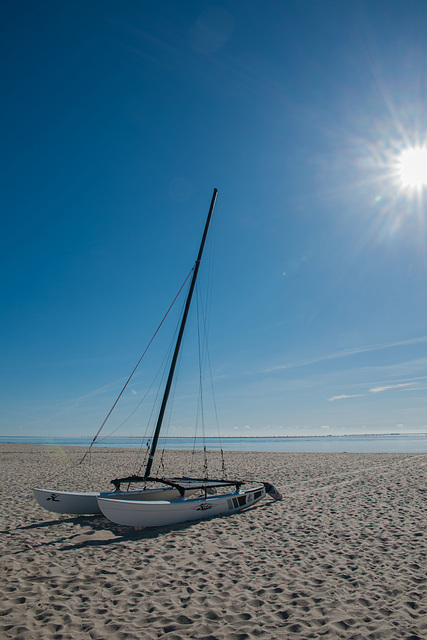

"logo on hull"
[196, 503, 212, 511]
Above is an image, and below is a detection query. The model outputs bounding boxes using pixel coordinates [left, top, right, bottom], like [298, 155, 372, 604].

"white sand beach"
[1, 443, 427, 639]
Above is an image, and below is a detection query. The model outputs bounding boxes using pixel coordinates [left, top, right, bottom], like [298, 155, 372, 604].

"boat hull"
[33, 488, 101, 515]
[33, 486, 193, 515]
[97, 484, 267, 528]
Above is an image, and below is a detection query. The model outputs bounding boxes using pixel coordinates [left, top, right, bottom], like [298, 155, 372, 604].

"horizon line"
[2, 432, 427, 440]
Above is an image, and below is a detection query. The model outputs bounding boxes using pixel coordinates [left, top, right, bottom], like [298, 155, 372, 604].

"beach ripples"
[1, 445, 427, 639]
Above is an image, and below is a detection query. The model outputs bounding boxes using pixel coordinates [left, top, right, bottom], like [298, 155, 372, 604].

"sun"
[397, 146, 427, 188]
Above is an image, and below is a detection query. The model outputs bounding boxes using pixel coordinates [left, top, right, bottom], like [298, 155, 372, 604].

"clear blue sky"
[1, 0, 426, 439]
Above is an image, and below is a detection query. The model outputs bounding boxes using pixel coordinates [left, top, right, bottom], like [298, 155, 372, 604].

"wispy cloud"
[370, 382, 415, 393]
[329, 382, 417, 402]
[329, 394, 365, 402]
[264, 335, 427, 373]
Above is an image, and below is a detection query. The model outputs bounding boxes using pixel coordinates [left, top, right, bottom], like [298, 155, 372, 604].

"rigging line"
[187, 260, 214, 458]
[144, 189, 218, 479]
[199, 291, 221, 437]
[79, 268, 194, 464]
[154, 341, 184, 477]
[196, 287, 206, 440]
[189, 284, 213, 477]
[135, 293, 189, 477]
[96, 386, 155, 441]
[195, 274, 227, 478]
[96, 332, 176, 444]
[101, 323, 181, 477]
[198, 213, 216, 349]
[189, 286, 206, 467]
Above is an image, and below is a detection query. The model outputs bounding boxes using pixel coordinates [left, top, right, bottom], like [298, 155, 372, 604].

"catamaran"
[34, 189, 282, 525]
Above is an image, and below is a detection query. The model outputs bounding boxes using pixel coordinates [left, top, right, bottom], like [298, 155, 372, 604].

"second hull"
[33, 486, 192, 515]
[97, 485, 266, 528]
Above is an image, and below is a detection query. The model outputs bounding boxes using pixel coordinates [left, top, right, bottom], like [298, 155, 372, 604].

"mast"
[144, 188, 218, 478]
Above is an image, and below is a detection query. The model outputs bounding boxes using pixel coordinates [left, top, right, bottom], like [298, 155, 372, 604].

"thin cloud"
[329, 394, 365, 402]
[264, 335, 427, 373]
[329, 382, 417, 401]
[370, 382, 415, 394]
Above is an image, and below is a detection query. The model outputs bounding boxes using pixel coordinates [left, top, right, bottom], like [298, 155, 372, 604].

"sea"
[1, 434, 427, 453]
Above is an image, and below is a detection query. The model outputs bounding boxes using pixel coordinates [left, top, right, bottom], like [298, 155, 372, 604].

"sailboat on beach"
[33, 189, 281, 526]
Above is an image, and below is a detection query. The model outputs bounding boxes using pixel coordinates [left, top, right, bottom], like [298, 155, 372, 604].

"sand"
[1, 443, 427, 640]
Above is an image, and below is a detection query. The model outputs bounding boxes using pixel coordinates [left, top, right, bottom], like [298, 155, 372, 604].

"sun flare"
[397, 147, 427, 188]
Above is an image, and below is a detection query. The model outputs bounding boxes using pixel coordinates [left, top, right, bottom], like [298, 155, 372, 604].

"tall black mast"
[144, 188, 218, 479]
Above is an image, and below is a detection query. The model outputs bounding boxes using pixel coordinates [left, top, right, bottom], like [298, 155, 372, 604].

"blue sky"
[1, 0, 426, 439]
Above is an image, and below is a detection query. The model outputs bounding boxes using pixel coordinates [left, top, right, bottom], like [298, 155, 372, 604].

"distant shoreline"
[2, 433, 427, 453]
[1, 432, 427, 440]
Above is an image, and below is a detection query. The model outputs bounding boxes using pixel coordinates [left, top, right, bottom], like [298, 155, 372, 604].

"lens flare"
[397, 147, 427, 188]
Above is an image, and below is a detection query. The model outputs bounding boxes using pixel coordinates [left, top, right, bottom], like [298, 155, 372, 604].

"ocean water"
[1, 434, 427, 453]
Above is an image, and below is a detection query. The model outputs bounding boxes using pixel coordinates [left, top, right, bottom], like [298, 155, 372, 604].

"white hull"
[33, 486, 193, 515]
[97, 484, 267, 528]
[33, 488, 102, 514]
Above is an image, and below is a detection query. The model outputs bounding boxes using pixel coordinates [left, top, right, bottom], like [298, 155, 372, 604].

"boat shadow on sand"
[13, 500, 277, 551]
